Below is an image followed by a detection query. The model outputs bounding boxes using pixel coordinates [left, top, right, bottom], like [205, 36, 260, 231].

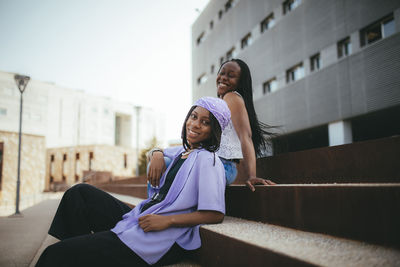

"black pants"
[36, 184, 185, 267]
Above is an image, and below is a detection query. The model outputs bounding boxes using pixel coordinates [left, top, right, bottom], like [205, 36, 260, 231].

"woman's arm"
[138, 211, 224, 232]
[147, 150, 165, 188]
[223, 93, 275, 191]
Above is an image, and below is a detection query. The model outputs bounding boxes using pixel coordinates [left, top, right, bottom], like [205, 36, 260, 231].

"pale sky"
[0, 0, 209, 142]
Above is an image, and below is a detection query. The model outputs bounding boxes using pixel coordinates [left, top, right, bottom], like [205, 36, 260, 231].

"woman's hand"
[246, 177, 276, 192]
[147, 151, 165, 187]
[138, 214, 171, 232]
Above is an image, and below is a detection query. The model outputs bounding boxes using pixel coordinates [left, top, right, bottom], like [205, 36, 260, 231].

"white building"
[0, 70, 166, 150]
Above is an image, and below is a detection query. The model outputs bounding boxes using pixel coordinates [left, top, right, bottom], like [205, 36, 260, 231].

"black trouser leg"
[36, 231, 187, 267]
[36, 231, 149, 267]
[48, 183, 131, 240]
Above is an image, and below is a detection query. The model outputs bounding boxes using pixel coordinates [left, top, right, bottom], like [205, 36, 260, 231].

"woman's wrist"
[147, 148, 163, 159]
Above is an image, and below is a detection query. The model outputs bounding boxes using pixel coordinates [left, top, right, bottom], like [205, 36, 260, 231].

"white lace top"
[217, 92, 243, 159]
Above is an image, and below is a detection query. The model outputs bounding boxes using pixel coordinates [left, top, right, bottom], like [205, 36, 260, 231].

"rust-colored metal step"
[226, 183, 400, 248]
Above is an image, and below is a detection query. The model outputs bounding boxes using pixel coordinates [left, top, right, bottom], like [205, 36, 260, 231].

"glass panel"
[383, 19, 395, 38]
[365, 23, 382, 44]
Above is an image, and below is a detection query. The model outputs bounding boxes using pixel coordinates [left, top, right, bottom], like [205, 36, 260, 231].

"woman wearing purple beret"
[36, 97, 230, 266]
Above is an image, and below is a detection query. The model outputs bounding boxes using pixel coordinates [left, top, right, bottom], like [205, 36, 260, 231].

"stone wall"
[45, 145, 136, 190]
[0, 131, 46, 215]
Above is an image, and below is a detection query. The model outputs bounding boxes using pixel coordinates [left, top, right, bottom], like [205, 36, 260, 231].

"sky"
[0, 0, 209, 142]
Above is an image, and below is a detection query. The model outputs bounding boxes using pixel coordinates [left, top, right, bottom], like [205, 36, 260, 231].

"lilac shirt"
[111, 146, 226, 265]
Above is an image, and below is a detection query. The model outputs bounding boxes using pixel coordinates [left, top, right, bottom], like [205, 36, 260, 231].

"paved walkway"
[0, 198, 60, 267]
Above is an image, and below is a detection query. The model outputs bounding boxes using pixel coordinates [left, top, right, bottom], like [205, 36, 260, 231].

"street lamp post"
[134, 106, 141, 177]
[14, 74, 30, 215]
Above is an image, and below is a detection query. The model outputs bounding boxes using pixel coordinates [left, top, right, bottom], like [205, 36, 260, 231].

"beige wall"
[45, 145, 136, 190]
[0, 131, 46, 215]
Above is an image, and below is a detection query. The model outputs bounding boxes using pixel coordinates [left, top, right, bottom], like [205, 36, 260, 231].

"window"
[220, 57, 225, 65]
[263, 78, 278, 94]
[75, 153, 80, 182]
[210, 20, 214, 30]
[337, 37, 352, 58]
[124, 154, 127, 168]
[0, 108, 6, 116]
[286, 63, 304, 83]
[310, 53, 321, 72]
[241, 33, 252, 49]
[218, 10, 223, 20]
[225, 0, 233, 12]
[226, 47, 236, 60]
[210, 65, 215, 74]
[360, 14, 395, 47]
[62, 153, 67, 182]
[89, 152, 93, 171]
[196, 32, 205, 45]
[197, 74, 207, 85]
[283, 0, 301, 14]
[260, 13, 275, 33]
[50, 154, 55, 162]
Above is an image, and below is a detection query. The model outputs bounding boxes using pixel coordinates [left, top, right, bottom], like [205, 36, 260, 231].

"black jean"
[36, 183, 185, 267]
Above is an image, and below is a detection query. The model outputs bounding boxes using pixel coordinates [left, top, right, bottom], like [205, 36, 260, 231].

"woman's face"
[216, 61, 241, 97]
[186, 106, 212, 148]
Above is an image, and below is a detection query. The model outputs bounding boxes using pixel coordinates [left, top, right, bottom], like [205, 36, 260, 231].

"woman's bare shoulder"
[223, 91, 245, 110]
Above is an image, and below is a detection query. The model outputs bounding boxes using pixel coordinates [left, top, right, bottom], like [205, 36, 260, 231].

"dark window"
[241, 33, 252, 49]
[225, 0, 233, 12]
[89, 152, 93, 171]
[210, 65, 215, 74]
[283, 0, 301, 15]
[197, 74, 207, 85]
[260, 13, 275, 33]
[263, 78, 278, 94]
[310, 53, 321, 72]
[75, 153, 80, 160]
[0, 143, 3, 190]
[360, 14, 395, 47]
[124, 154, 127, 168]
[75, 174, 79, 182]
[286, 63, 304, 83]
[218, 10, 223, 20]
[209, 20, 214, 29]
[196, 32, 205, 45]
[226, 47, 235, 60]
[272, 125, 328, 154]
[337, 37, 351, 58]
[63, 154, 67, 161]
[50, 154, 54, 162]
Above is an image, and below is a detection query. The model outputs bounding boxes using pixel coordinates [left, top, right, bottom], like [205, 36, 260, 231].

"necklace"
[182, 149, 194, 156]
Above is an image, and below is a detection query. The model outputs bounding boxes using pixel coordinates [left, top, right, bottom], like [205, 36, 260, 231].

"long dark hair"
[181, 106, 222, 153]
[218, 58, 275, 157]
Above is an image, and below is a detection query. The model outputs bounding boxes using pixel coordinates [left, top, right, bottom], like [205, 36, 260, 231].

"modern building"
[0, 70, 166, 214]
[192, 0, 400, 153]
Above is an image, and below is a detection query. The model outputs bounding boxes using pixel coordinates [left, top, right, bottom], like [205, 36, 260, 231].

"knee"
[36, 243, 64, 266]
[68, 183, 93, 194]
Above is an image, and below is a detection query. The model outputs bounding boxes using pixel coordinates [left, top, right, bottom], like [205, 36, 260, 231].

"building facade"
[0, 131, 45, 215]
[0, 71, 166, 213]
[192, 0, 400, 153]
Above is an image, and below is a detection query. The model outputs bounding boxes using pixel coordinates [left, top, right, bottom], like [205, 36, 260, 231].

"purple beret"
[194, 97, 231, 131]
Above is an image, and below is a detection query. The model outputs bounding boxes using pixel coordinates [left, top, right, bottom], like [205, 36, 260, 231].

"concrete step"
[101, 182, 400, 247]
[226, 183, 400, 248]
[97, 184, 148, 199]
[107, 192, 400, 267]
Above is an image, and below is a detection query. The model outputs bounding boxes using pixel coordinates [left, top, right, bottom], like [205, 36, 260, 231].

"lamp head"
[14, 74, 30, 93]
